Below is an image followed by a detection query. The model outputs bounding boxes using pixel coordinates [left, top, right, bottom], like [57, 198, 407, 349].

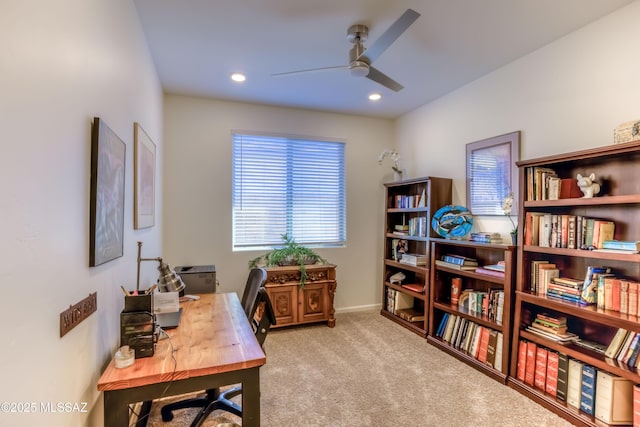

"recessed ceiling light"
[230, 73, 246, 82]
[369, 93, 382, 101]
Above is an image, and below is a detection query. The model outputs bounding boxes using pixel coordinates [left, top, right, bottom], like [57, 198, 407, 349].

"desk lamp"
[136, 241, 186, 294]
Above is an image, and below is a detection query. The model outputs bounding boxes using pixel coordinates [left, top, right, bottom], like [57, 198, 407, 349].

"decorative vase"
[393, 170, 403, 181]
[511, 233, 517, 245]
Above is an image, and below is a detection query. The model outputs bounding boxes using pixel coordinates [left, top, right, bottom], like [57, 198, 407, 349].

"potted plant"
[248, 234, 327, 286]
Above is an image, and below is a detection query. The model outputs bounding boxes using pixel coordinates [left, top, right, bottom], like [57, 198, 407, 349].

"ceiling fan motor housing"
[349, 61, 370, 77]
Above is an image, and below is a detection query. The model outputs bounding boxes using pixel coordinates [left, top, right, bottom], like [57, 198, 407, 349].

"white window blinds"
[232, 132, 346, 250]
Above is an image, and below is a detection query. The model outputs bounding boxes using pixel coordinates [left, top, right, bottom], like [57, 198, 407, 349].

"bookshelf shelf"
[510, 140, 640, 426]
[381, 177, 452, 337]
[428, 238, 516, 382]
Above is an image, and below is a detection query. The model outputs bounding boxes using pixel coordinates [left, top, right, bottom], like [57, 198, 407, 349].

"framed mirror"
[466, 131, 520, 216]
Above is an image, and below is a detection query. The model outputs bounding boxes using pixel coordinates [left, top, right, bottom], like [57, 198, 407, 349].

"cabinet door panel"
[299, 282, 329, 323]
[268, 286, 297, 325]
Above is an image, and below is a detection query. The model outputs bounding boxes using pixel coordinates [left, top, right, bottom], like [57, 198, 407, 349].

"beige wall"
[163, 96, 394, 311]
[397, 1, 640, 240]
[0, 1, 163, 425]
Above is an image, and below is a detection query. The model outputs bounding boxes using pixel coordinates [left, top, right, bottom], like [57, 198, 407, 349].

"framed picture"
[134, 122, 156, 229]
[466, 131, 520, 216]
[90, 117, 126, 266]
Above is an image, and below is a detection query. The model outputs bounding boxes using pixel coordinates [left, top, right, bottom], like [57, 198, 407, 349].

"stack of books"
[399, 252, 427, 266]
[475, 261, 506, 278]
[469, 232, 502, 243]
[546, 276, 583, 303]
[435, 254, 478, 271]
[593, 240, 640, 254]
[526, 313, 579, 343]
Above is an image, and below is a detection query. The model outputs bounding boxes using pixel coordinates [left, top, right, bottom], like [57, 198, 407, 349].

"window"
[232, 132, 346, 250]
[466, 131, 520, 215]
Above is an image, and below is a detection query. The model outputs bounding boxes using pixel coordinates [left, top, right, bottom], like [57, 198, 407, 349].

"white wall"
[163, 96, 394, 311]
[0, 1, 162, 426]
[397, 1, 640, 240]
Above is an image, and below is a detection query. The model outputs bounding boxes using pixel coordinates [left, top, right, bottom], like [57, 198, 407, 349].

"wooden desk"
[97, 293, 266, 427]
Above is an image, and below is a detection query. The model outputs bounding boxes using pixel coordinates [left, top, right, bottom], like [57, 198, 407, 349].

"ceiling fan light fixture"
[230, 72, 246, 82]
[368, 93, 381, 101]
[349, 61, 369, 78]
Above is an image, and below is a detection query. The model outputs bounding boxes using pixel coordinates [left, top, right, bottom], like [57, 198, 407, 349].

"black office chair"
[160, 268, 276, 426]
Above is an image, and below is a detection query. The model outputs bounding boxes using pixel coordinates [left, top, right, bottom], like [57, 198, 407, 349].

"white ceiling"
[133, 0, 633, 119]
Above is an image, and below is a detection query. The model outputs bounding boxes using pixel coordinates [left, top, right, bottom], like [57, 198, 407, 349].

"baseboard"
[335, 303, 381, 314]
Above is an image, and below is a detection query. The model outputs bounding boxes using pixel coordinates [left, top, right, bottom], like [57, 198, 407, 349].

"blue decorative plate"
[432, 205, 473, 238]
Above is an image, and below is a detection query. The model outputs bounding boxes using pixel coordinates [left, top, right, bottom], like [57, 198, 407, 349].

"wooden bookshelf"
[381, 177, 452, 337]
[428, 238, 516, 383]
[508, 140, 640, 426]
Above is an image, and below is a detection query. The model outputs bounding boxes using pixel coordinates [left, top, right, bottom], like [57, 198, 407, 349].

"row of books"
[385, 288, 425, 323]
[598, 276, 640, 315]
[529, 260, 615, 304]
[525, 167, 582, 201]
[458, 289, 504, 323]
[605, 328, 640, 369]
[523, 212, 615, 250]
[435, 313, 504, 371]
[393, 190, 426, 209]
[385, 288, 413, 315]
[516, 340, 636, 425]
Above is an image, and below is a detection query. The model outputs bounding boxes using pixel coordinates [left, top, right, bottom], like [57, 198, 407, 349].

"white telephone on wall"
[389, 272, 405, 284]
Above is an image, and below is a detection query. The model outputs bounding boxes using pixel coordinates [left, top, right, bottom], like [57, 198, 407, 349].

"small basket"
[613, 120, 640, 144]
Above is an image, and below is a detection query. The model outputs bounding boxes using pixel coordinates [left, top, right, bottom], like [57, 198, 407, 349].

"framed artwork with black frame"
[89, 117, 126, 267]
[134, 122, 156, 229]
[466, 131, 520, 216]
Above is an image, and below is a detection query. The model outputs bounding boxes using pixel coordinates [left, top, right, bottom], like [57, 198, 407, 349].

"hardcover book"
[534, 347, 548, 391]
[524, 341, 537, 386]
[517, 340, 527, 382]
[595, 370, 634, 425]
[566, 359, 584, 409]
[545, 351, 559, 397]
[579, 364, 597, 416]
[556, 352, 569, 401]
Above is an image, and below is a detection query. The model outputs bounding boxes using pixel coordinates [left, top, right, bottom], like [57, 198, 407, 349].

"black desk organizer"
[120, 293, 156, 358]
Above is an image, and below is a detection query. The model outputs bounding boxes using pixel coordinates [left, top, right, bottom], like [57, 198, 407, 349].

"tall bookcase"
[381, 177, 452, 336]
[508, 140, 640, 426]
[428, 238, 516, 383]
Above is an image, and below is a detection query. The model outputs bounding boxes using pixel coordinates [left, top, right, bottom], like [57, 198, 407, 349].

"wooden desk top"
[97, 293, 266, 391]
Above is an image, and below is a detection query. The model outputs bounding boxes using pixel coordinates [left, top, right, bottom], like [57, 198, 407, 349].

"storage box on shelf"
[381, 177, 452, 336]
[509, 140, 640, 427]
[428, 238, 516, 383]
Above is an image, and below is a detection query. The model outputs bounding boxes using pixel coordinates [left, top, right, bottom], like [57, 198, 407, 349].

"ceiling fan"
[273, 9, 420, 92]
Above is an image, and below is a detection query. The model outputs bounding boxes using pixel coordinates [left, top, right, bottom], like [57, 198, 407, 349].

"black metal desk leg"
[241, 368, 261, 427]
[104, 391, 129, 427]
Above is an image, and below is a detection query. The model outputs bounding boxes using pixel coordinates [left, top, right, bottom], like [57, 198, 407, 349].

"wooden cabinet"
[264, 264, 336, 328]
[381, 177, 452, 336]
[508, 140, 640, 426]
[428, 238, 516, 383]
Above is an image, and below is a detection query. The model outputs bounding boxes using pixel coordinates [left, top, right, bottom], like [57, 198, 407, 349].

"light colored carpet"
[145, 310, 572, 426]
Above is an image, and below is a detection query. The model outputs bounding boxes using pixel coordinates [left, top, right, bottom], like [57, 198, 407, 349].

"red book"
[560, 178, 582, 199]
[545, 351, 559, 397]
[477, 327, 491, 363]
[534, 347, 548, 391]
[612, 278, 622, 312]
[517, 340, 527, 382]
[525, 341, 537, 386]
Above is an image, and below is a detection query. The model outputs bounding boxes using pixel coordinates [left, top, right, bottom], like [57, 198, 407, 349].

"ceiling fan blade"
[272, 65, 348, 77]
[366, 66, 404, 92]
[360, 8, 420, 64]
